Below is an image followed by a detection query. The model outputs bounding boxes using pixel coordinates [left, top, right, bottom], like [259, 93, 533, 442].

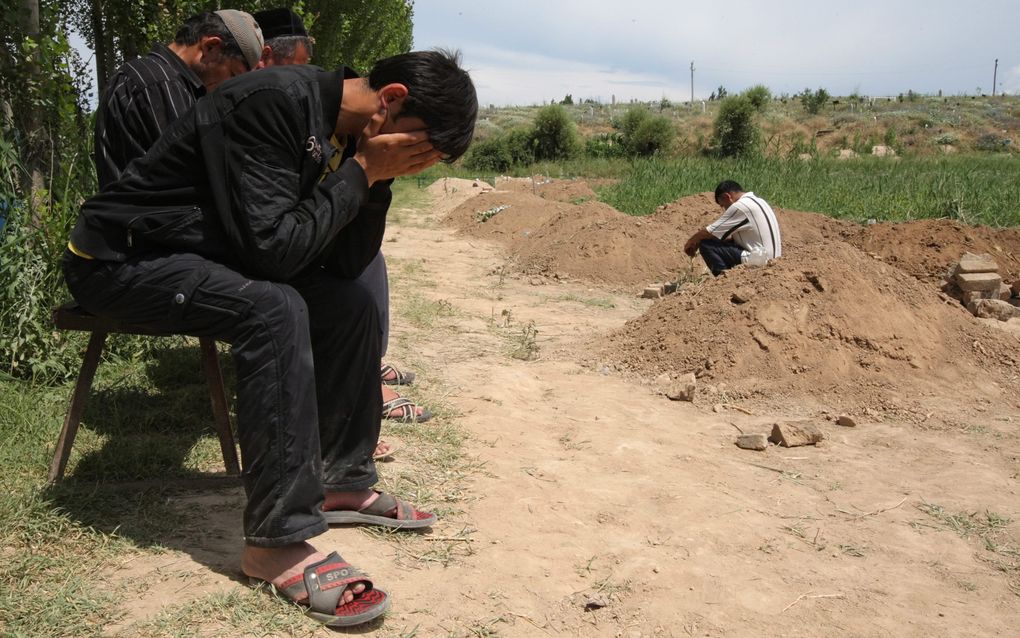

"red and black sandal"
[249, 551, 389, 627]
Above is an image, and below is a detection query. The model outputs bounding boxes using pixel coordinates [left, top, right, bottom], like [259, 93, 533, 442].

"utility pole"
[992, 59, 998, 97]
[690, 61, 695, 105]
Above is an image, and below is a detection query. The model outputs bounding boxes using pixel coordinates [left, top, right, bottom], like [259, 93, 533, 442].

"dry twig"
[781, 591, 845, 613]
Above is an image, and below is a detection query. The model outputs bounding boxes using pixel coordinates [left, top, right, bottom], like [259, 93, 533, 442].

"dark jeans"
[62, 250, 382, 547]
[699, 238, 744, 276]
[357, 251, 389, 358]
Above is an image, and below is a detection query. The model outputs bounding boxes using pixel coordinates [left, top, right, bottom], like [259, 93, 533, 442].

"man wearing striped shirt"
[94, 10, 263, 188]
[683, 180, 783, 276]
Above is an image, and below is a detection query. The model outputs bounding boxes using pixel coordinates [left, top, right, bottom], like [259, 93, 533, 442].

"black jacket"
[93, 43, 205, 189]
[70, 65, 390, 281]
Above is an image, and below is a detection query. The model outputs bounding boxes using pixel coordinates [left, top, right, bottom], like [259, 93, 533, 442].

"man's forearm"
[684, 228, 714, 256]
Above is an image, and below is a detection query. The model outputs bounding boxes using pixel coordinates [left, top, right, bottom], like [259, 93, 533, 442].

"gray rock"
[955, 252, 999, 275]
[731, 287, 754, 304]
[666, 373, 697, 401]
[956, 272, 1002, 292]
[768, 421, 825, 447]
[968, 299, 1017, 322]
[642, 285, 664, 299]
[736, 433, 768, 450]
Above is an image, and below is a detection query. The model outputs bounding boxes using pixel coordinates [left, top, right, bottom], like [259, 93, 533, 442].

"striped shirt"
[706, 192, 782, 260]
[93, 43, 205, 189]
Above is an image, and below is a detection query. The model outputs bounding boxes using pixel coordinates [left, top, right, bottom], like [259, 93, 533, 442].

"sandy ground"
[103, 181, 1020, 637]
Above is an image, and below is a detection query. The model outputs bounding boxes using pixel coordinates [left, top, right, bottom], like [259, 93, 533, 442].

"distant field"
[600, 155, 1020, 226]
[424, 94, 1020, 227]
[417, 153, 1020, 227]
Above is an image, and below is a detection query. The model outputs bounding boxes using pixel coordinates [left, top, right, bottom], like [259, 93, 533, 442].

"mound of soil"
[437, 177, 1020, 410]
[600, 240, 1020, 408]
[444, 189, 692, 287]
[843, 220, 1020, 283]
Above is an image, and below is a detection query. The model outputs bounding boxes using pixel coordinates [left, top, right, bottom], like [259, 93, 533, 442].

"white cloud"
[462, 44, 690, 106]
[415, 0, 1020, 105]
[1003, 65, 1020, 96]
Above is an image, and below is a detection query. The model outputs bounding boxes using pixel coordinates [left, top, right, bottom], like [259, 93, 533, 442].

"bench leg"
[49, 331, 108, 483]
[200, 338, 241, 475]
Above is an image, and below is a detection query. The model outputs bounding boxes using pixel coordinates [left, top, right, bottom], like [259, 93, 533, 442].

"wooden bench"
[49, 302, 240, 483]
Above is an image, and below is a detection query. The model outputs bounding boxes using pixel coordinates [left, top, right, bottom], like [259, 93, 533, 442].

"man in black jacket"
[64, 50, 477, 626]
[94, 10, 264, 188]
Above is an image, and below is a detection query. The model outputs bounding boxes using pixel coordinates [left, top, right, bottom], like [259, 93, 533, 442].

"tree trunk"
[21, 0, 46, 218]
[92, 0, 114, 95]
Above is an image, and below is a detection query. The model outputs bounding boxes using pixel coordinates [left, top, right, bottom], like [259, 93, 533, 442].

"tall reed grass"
[599, 155, 1020, 226]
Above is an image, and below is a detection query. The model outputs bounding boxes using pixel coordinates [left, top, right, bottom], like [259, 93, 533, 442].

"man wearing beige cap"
[94, 10, 263, 188]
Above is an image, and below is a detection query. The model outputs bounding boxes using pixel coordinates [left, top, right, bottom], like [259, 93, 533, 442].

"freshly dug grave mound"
[599, 239, 1020, 409]
[425, 177, 494, 217]
[842, 219, 1020, 283]
[444, 189, 692, 287]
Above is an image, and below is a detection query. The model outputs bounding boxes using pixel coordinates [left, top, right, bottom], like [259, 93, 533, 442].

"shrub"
[799, 87, 831, 115]
[713, 95, 761, 158]
[974, 133, 1012, 152]
[463, 127, 536, 171]
[610, 107, 675, 157]
[531, 104, 579, 161]
[464, 136, 514, 172]
[743, 85, 772, 113]
[585, 133, 626, 158]
[629, 116, 676, 156]
[0, 197, 81, 380]
[616, 106, 650, 143]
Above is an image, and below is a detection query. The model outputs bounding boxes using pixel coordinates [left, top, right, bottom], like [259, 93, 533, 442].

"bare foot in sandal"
[243, 542, 388, 626]
[323, 489, 436, 528]
[382, 385, 432, 423]
[373, 440, 397, 460]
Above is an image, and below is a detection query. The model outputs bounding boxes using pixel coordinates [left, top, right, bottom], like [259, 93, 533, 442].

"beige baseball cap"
[213, 9, 264, 70]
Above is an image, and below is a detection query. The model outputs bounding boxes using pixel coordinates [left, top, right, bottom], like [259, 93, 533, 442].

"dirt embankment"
[434, 177, 1020, 414]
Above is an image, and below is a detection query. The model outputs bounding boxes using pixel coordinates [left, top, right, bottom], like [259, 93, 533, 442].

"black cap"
[253, 8, 307, 40]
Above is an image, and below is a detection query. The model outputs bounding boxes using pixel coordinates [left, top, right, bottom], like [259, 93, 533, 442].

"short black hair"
[368, 49, 478, 162]
[714, 180, 744, 203]
[266, 35, 313, 64]
[173, 12, 247, 67]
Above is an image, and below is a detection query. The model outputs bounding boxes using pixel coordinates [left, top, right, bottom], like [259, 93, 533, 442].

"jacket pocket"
[127, 206, 226, 258]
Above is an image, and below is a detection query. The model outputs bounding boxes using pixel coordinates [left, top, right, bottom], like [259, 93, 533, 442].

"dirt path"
[373, 191, 1020, 637]
[108, 185, 1020, 637]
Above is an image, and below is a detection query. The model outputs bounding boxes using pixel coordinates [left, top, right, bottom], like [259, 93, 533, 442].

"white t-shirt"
[706, 192, 782, 260]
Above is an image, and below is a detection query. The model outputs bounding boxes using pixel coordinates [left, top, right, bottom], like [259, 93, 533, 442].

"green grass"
[599, 155, 1020, 226]
[408, 152, 1020, 228]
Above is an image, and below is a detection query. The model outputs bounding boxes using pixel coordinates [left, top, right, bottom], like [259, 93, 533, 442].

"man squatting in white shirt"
[683, 180, 782, 276]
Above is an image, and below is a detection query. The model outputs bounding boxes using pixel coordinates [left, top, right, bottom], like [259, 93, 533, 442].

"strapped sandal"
[382, 396, 433, 423]
[249, 551, 389, 627]
[323, 490, 437, 529]
[381, 363, 416, 386]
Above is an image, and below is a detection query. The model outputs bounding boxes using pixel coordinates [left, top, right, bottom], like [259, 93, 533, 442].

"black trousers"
[699, 238, 744, 276]
[63, 250, 382, 547]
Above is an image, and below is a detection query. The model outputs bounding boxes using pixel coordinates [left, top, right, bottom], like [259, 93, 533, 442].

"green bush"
[463, 128, 536, 171]
[463, 136, 514, 172]
[743, 85, 772, 113]
[531, 104, 579, 161]
[629, 116, 676, 157]
[0, 196, 81, 380]
[799, 87, 831, 115]
[611, 107, 675, 157]
[617, 106, 650, 141]
[713, 95, 761, 158]
[585, 133, 627, 158]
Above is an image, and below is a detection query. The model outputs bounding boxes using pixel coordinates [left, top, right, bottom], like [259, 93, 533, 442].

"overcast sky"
[412, 0, 1020, 106]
